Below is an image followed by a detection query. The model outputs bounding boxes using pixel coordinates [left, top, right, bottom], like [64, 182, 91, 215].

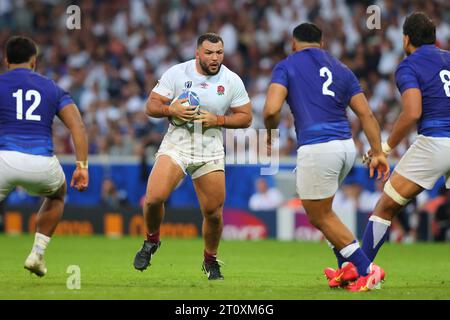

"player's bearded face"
[197, 41, 224, 76]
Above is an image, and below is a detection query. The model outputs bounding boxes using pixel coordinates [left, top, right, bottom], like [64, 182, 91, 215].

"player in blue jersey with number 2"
[361, 12, 450, 282]
[264, 23, 390, 292]
[0, 36, 89, 277]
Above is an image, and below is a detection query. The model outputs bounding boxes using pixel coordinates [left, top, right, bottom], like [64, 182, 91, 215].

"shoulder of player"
[395, 58, 414, 75]
[322, 53, 354, 79]
[29, 70, 59, 85]
[221, 64, 245, 84]
[161, 60, 190, 76]
[276, 57, 288, 67]
[268, 58, 288, 74]
[16, 70, 60, 88]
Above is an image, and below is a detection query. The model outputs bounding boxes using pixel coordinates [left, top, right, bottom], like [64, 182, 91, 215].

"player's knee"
[307, 215, 321, 229]
[202, 203, 223, 221]
[306, 211, 330, 229]
[144, 194, 166, 207]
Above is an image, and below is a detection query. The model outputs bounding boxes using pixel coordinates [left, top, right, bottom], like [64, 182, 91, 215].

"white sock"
[369, 216, 391, 249]
[32, 233, 51, 255]
[339, 241, 360, 259]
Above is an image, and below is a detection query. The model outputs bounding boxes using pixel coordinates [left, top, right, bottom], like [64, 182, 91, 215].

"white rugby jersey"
[152, 59, 250, 163]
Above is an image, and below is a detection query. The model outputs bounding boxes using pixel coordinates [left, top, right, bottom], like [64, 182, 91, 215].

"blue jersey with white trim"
[0, 68, 74, 156]
[271, 48, 362, 147]
[395, 45, 450, 137]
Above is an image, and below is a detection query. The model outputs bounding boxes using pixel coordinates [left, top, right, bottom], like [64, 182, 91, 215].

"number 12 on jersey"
[12, 89, 42, 121]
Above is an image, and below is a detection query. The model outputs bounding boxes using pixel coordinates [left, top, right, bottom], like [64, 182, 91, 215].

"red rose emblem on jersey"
[217, 85, 225, 95]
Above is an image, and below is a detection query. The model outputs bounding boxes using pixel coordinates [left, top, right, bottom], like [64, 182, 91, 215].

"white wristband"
[381, 142, 392, 155]
[76, 161, 89, 169]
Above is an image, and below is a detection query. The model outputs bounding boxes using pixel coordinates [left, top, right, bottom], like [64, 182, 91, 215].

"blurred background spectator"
[100, 178, 128, 208]
[249, 177, 284, 211]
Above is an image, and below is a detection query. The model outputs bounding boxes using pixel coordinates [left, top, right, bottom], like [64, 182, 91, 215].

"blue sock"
[340, 240, 371, 276]
[332, 247, 346, 268]
[327, 240, 346, 268]
[361, 216, 391, 262]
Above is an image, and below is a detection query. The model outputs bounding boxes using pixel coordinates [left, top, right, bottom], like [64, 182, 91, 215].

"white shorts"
[296, 139, 356, 200]
[394, 135, 450, 190]
[0, 151, 66, 202]
[155, 147, 224, 180]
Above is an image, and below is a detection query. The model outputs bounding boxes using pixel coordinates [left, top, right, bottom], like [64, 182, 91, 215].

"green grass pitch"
[0, 235, 449, 300]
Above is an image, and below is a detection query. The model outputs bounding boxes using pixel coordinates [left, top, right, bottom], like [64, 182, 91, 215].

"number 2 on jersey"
[320, 67, 335, 97]
[12, 89, 41, 121]
[439, 70, 450, 97]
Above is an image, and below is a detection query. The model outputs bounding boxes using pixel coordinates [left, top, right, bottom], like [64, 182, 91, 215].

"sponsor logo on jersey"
[184, 80, 192, 89]
[200, 82, 208, 89]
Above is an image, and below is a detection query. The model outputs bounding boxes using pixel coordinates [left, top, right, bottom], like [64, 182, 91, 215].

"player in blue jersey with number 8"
[360, 12, 450, 284]
[0, 36, 89, 277]
[264, 23, 390, 292]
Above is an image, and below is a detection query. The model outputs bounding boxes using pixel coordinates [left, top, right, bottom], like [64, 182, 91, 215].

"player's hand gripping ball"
[170, 91, 200, 126]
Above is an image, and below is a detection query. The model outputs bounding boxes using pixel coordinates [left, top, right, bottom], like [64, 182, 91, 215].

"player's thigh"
[374, 171, 424, 218]
[2, 152, 66, 198]
[388, 171, 424, 201]
[193, 170, 225, 214]
[30, 157, 65, 197]
[0, 153, 13, 202]
[338, 142, 357, 185]
[395, 135, 450, 190]
[46, 179, 67, 200]
[146, 155, 186, 202]
[297, 146, 350, 200]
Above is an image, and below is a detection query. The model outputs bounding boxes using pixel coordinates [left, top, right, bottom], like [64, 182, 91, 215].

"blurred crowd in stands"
[1, 0, 449, 159]
[0, 0, 449, 240]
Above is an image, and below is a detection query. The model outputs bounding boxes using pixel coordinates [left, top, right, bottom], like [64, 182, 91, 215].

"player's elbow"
[405, 108, 422, 121]
[263, 106, 279, 120]
[145, 101, 157, 117]
[243, 113, 252, 128]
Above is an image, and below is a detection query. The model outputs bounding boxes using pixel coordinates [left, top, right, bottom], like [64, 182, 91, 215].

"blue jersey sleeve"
[270, 62, 288, 88]
[56, 85, 74, 112]
[395, 62, 420, 94]
[347, 69, 363, 99]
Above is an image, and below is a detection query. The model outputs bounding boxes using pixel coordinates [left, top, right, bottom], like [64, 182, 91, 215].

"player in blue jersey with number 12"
[361, 12, 450, 282]
[264, 23, 390, 292]
[0, 36, 89, 277]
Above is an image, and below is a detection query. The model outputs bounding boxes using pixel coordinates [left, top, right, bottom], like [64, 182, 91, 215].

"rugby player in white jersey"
[133, 33, 252, 280]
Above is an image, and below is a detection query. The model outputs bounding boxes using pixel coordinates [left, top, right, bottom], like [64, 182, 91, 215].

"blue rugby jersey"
[395, 44, 450, 137]
[0, 68, 74, 156]
[271, 48, 362, 147]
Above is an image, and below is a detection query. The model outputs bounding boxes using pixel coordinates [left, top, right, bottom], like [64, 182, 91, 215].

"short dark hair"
[293, 23, 322, 44]
[403, 12, 436, 47]
[197, 33, 224, 47]
[5, 36, 38, 64]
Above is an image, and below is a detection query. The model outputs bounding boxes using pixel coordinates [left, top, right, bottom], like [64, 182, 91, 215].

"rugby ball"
[170, 91, 200, 126]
